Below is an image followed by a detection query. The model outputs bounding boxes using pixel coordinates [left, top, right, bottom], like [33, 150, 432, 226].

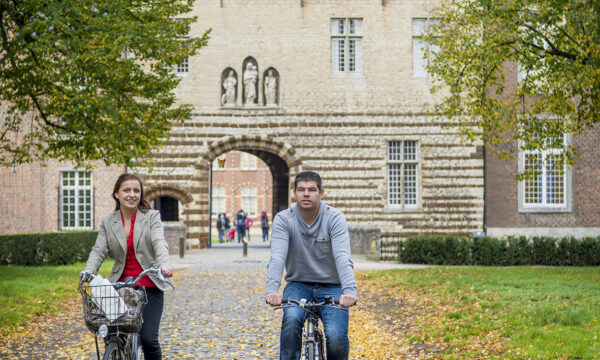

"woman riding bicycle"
[81, 173, 174, 360]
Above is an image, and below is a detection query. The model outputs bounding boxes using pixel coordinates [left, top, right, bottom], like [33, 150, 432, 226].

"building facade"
[3, 1, 593, 247]
[0, 161, 123, 234]
[133, 0, 485, 248]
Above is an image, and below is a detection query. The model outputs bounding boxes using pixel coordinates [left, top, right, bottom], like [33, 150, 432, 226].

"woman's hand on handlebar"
[161, 265, 173, 278]
[79, 269, 95, 282]
[265, 293, 282, 307]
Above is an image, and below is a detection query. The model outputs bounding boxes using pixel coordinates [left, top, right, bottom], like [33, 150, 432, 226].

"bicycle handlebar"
[281, 296, 340, 307]
[77, 266, 164, 291]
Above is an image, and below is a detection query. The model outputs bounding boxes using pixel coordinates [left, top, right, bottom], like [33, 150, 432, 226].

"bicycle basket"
[81, 284, 147, 333]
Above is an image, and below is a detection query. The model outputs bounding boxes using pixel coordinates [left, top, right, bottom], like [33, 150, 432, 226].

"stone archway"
[193, 134, 302, 248]
[145, 185, 194, 205]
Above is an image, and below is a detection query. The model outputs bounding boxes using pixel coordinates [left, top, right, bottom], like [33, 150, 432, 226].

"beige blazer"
[85, 209, 174, 291]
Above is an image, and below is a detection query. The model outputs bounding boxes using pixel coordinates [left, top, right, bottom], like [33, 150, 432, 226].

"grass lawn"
[0, 260, 113, 334]
[359, 266, 600, 360]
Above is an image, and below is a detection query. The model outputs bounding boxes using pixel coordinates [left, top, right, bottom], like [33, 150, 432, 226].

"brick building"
[131, 0, 485, 248]
[484, 64, 600, 238]
[1, 0, 486, 246]
[2, 1, 596, 248]
[0, 161, 123, 234]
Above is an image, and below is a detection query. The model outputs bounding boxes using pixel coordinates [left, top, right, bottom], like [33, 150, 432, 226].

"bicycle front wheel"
[302, 341, 315, 360]
[128, 333, 143, 360]
[103, 341, 125, 360]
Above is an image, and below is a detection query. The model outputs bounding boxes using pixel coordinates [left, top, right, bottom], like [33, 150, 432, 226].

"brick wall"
[0, 161, 123, 234]
[486, 123, 600, 231]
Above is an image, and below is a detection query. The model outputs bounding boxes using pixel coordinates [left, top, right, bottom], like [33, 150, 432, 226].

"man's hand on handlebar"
[338, 294, 357, 307]
[265, 293, 282, 307]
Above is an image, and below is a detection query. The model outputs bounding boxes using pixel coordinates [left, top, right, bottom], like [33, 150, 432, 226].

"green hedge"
[398, 236, 600, 266]
[0, 231, 98, 266]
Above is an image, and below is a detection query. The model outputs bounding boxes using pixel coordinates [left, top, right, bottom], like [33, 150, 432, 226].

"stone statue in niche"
[243, 63, 258, 105]
[221, 70, 237, 106]
[264, 69, 278, 106]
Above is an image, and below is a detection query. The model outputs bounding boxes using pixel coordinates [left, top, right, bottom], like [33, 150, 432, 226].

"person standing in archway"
[223, 213, 231, 242]
[216, 213, 224, 243]
[245, 214, 254, 241]
[264, 171, 357, 360]
[260, 210, 270, 242]
[236, 209, 246, 243]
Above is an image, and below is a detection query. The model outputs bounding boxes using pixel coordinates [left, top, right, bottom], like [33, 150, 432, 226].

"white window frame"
[331, 18, 363, 74]
[211, 186, 226, 216]
[241, 152, 257, 171]
[241, 186, 257, 217]
[60, 170, 93, 230]
[412, 18, 440, 78]
[518, 132, 572, 212]
[176, 57, 189, 75]
[174, 18, 190, 76]
[386, 140, 420, 210]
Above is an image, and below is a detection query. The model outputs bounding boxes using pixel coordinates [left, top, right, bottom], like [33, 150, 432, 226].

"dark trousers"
[237, 226, 246, 242]
[140, 287, 164, 360]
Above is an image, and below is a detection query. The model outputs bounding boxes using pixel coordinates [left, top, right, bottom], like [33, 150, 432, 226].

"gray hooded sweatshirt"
[265, 201, 357, 297]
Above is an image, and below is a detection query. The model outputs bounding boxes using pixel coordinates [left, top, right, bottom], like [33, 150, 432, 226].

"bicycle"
[77, 267, 163, 360]
[275, 296, 341, 360]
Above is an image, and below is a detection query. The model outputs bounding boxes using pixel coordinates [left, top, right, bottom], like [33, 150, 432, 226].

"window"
[61, 170, 93, 230]
[212, 154, 226, 171]
[241, 186, 257, 217]
[176, 57, 189, 74]
[520, 133, 569, 210]
[241, 153, 257, 170]
[175, 18, 190, 75]
[412, 18, 440, 77]
[331, 18, 363, 74]
[387, 140, 419, 208]
[212, 186, 226, 216]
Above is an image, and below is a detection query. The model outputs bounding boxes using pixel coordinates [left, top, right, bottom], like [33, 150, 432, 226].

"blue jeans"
[280, 282, 349, 360]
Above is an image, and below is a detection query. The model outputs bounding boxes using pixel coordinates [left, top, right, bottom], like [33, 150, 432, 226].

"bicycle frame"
[277, 297, 339, 360]
[302, 314, 325, 360]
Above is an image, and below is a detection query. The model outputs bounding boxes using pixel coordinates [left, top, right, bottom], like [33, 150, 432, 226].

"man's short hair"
[294, 171, 322, 190]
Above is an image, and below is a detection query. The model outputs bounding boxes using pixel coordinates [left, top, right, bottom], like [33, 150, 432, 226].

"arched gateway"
[142, 135, 302, 248]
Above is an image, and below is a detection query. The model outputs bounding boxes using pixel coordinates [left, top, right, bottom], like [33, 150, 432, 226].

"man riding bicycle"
[265, 171, 357, 360]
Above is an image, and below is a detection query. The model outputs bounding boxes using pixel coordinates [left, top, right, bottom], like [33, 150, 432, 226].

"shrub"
[0, 231, 97, 266]
[397, 235, 600, 266]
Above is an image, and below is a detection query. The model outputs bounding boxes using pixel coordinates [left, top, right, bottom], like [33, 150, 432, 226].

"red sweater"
[120, 211, 155, 287]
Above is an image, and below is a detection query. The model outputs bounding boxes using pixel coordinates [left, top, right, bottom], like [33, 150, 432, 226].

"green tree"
[423, 0, 599, 178]
[0, 0, 210, 167]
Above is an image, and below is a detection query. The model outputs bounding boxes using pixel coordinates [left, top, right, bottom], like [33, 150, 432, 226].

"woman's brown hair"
[112, 173, 152, 212]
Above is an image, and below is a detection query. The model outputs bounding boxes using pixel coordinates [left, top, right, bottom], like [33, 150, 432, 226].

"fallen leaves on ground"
[0, 265, 496, 359]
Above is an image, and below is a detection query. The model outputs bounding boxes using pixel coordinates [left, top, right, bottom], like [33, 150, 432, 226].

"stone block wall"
[132, 0, 485, 248]
[163, 222, 187, 255]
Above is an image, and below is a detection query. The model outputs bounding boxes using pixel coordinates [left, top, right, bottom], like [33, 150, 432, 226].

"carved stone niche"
[242, 57, 259, 106]
[220, 67, 238, 107]
[263, 67, 279, 107]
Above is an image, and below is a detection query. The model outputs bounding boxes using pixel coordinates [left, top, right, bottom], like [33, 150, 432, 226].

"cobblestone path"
[0, 247, 282, 360]
[0, 246, 420, 359]
[160, 257, 281, 359]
